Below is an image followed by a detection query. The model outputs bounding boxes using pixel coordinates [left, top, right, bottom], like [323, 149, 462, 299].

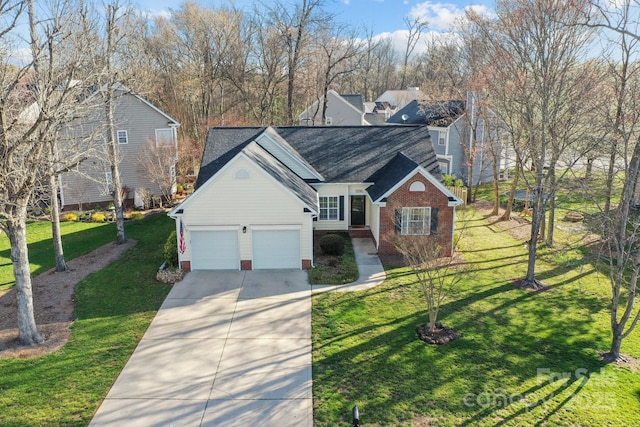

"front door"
[350, 195, 366, 227]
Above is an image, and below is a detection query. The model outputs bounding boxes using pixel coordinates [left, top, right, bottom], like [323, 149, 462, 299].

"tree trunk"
[6, 214, 43, 345]
[105, 88, 127, 245]
[523, 167, 546, 289]
[546, 169, 556, 247]
[605, 329, 624, 362]
[491, 154, 500, 216]
[501, 156, 521, 221]
[585, 157, 593, 180]
[49, 174, 67, 272]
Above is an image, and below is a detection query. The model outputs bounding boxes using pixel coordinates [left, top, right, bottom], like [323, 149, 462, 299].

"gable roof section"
[275, 125, 441, 183]
[366, 152, 463, 205]
[388, 100, 465, 127]
[298, 89, 363, 123]
[255, 127, 323, 181]
[341, 94, 364, 112]
[197, 126, 442, 203]
[171, 139, 318, 216]
[241, 141, 318, 212]
[365, 152, 419, 201]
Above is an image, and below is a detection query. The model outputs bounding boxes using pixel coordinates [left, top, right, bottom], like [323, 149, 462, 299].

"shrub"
[319, 233, 345, 256]
[443, 174, 456, 187]
[455, 179, 464, 187]
[130, 212, 145, 221]
[163, 230, 179, 268]
[91, 213, 106, 222]
[61, 213, 78, 222]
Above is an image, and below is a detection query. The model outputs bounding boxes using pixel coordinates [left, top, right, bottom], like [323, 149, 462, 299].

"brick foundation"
[302, 259, 312, 270]
[180, 260, 191, 272]
[241, 260, 252, 270]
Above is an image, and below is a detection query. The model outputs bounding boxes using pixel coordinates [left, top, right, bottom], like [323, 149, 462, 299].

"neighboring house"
[374, 87, 425, 116]
[298, 90, 368, 126]
[388, 94, 512, 186]
[58, 86, 180, 210]
[168, 125, 462, 271]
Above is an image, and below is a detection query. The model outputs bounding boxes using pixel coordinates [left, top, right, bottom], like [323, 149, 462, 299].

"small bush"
[91, 213, 106, 222]
[130, 212, 145, 221]
[443, 174, 457, 186]
[163, 230, 179, 268]
[61, 213, 78, 222]
[319, 233, 345, 256]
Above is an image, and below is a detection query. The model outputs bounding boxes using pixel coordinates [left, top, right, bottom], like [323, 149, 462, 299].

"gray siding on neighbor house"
[298, 90, 364, 126]
[59, 91, 177, 209]
[432, 115, 503, 186]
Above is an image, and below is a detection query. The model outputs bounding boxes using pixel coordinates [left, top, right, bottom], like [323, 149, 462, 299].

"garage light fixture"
[242, 226, 247, 233]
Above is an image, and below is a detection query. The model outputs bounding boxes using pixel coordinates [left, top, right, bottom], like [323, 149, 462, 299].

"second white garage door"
[252, 229, 300, 269]
[191, 230, 239, 270]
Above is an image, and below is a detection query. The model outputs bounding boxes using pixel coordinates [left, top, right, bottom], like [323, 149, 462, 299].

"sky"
[135, 0, 496, 55]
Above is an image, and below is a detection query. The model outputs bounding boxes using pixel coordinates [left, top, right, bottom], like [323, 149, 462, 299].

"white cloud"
[371, 29, 458, 58]
[409, 2, 493, 31]
[141, 8, 172, 20]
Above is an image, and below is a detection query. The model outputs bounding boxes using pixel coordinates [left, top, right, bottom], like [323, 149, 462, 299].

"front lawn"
[0, 214, 173, 426]
[312, 207, 640, 426]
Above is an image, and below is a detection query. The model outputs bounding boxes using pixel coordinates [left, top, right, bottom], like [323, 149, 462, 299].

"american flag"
[179, 219, 186, 254]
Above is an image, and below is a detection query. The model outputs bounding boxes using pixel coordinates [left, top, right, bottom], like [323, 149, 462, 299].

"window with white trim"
[439, 162, 448, 174]
[438, 130, 446, 146]
[401, 207, 431, 235]
[319, 196, 339, 221]
[155, 128, 174, 147]
[117, 130, 128, 144]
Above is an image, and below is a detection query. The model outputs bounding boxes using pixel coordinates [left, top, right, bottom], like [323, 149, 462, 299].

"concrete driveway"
[90, 270, 312, 427]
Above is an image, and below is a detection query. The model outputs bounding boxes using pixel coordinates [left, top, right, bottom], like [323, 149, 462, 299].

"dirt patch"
[472, 199, 533, 242]
[0, 239, 137, 359]
[416, 323, 461, 345]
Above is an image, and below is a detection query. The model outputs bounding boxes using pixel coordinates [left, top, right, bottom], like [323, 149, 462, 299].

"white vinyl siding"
[319, 196, 339, 221]
[401, 207, 431, 235]
[182, 156, 312, 263]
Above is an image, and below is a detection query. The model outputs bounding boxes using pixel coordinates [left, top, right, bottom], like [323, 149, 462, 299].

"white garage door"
[252, 229, 300, 269]
[191, 230, 239, 270]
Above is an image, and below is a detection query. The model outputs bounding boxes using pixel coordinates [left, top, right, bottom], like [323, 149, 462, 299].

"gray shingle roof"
[241, 141, 318, 212]
[388, 100, 465, 127]
[365, 152, 420, 201]
[198, 125, 441, 205]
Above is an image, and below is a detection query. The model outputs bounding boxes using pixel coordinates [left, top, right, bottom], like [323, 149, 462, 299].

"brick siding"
[378, 173, 455, 256]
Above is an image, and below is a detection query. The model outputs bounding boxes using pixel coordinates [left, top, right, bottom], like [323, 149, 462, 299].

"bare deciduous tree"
[393, 210, 468, 334]
[469, 0, 595, 288]
[0, 0, 98, 345]
[582, 0, 640, 362]
[136, 139, 177, 206]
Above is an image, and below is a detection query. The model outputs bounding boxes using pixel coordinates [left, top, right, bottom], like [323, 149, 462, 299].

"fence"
[446, 186, 468, 206]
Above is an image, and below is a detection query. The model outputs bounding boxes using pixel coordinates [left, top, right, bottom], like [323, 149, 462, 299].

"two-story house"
[58, 86, 180, 210]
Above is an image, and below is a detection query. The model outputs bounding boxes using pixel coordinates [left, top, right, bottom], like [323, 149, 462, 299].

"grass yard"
[0, 214, 173, 426]
[0, 220, 116, 292]
[312, 206, 640, 426]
